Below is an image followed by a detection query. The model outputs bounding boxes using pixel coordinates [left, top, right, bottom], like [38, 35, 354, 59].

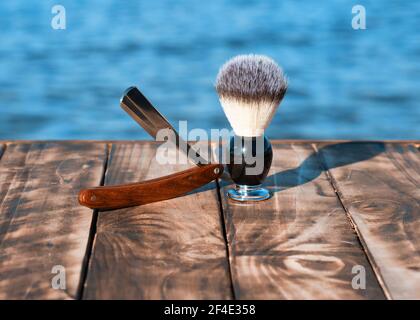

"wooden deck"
[0, 140, 418, 300]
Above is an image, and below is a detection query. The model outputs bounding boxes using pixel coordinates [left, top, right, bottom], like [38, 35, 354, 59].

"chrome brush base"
[227, 185, 271, 202]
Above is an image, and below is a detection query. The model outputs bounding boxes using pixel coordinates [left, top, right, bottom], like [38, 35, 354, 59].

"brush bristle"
[216, 54, 287, 137]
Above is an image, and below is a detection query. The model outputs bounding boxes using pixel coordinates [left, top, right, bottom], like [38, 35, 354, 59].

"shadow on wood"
[265, 142, 385, 192]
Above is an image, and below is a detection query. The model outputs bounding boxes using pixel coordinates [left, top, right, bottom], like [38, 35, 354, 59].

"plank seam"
[312, 143, 392, 300]
[77, 143, 111, 300]
[0, 143, 6, 160]
[215, 178, 236, 300]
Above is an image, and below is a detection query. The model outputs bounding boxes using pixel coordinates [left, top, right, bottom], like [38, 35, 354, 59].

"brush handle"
[78, 164, 223, 210]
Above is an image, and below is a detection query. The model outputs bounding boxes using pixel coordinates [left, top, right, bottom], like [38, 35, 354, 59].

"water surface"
[0, 0, 419, 140]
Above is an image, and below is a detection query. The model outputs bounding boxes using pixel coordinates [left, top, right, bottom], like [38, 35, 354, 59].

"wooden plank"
[83, 143, 232, 299]
[318, 142, 420, 299]
[219, 142, 385, 299]
[0, 142, 107, 299]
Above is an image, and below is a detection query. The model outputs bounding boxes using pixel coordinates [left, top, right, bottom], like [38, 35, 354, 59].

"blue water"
[0, 0, 419, 140]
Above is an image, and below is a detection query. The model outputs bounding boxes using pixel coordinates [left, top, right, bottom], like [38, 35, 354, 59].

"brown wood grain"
[1, 140, 417, 300]
[219, 142, 385, 299]
[318, 142, 420, 299]
[83, 143, 232, 299]
[0, 142, 107, 299]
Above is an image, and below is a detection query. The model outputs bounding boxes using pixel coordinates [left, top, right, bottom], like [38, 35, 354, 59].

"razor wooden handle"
[78, 164, 223, 210]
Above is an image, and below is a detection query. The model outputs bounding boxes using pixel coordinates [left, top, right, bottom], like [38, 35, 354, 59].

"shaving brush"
[216, 54, 288, 201]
